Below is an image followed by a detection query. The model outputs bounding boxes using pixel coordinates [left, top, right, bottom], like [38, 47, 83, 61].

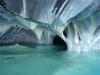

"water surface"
[0, 45, 100, 75]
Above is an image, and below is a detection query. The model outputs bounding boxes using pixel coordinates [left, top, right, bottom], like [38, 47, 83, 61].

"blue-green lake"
[0, 45, 100, 75]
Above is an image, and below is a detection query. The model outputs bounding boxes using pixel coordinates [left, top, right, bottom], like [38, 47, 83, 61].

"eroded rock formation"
[0, 0, 100, 51]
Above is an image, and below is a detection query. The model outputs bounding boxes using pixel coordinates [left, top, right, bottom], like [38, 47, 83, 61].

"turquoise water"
[0, 45, 100, 75]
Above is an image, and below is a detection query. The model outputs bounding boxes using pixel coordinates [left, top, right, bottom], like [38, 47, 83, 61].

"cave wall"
[0, 0, 100, 51]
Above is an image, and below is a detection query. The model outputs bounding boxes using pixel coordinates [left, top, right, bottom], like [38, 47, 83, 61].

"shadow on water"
[0, 45, 67, 55]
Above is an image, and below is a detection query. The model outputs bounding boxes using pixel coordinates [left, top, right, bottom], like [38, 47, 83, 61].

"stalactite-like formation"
[0, 0, 100, 52]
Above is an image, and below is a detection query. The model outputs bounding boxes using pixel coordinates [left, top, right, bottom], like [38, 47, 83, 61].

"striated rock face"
[0, 26, 38, 46]
[0, 0, 100, 51]
[5, 0, 22, 15]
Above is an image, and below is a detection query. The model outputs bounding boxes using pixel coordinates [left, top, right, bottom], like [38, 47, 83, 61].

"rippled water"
[0, 45, 100, 75]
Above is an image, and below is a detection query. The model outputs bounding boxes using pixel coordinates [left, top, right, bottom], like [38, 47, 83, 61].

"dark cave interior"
[53, 35, 67, 50]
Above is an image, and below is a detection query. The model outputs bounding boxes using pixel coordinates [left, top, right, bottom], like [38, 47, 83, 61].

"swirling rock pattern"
[0, 0, 100, 51]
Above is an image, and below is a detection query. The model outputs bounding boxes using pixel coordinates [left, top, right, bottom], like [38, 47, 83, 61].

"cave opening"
[53, 35, 67, 50]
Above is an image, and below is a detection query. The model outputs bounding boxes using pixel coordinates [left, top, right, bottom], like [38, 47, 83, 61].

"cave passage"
[53, 35, 67, 50]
